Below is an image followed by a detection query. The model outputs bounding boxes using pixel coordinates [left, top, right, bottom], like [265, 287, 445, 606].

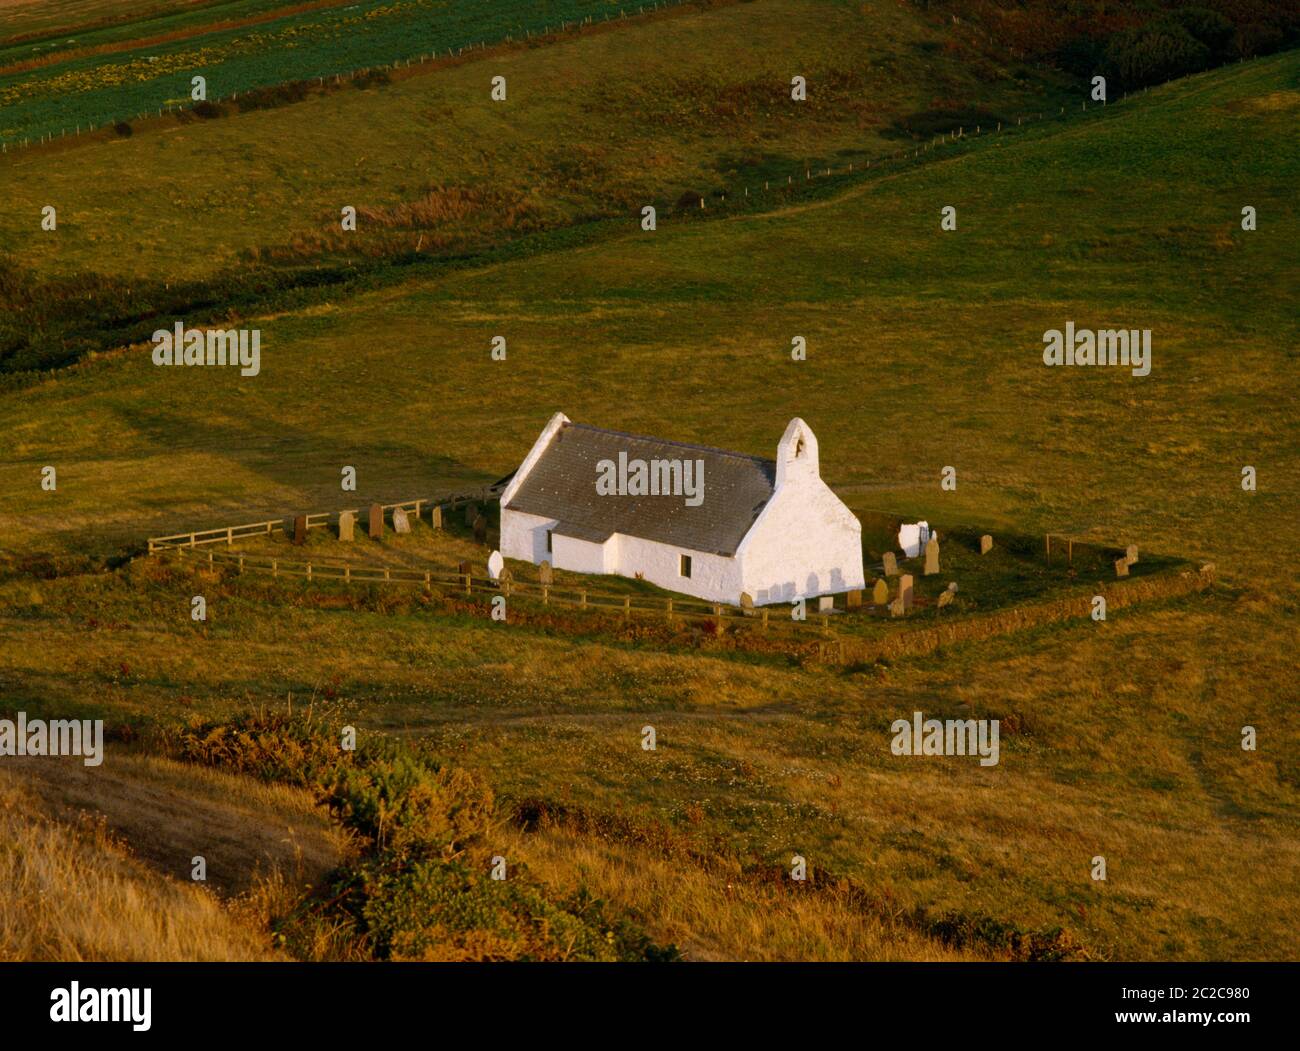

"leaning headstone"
[538, 560, 553, 585]
[889, 596, 905, 617]
[464, 502, 476, 527]
[937, 590, 954, 611]
[392, 507, 411, 534]
[473, 514, 487, 544]
[899, 574, 914, 610]
[293, 515, 307, 546]
[818, 595, 834, 613]
[1114, 557, 1129, 578]
[740, 591, 755, 614]
[845, 589, 861, 609]
[487, 551, 504, 580]
[338, 511, 355, 541]
[368, 503, 384, 539]
[1125, 544, 1139, 566]
[897, 521, 929, 558]
[430, 505, 443, 530]
[924, 536, 940, 576]
[872, 578, 888, 606]
[979, 534, 993, 555]
[882, 551, 899, 577]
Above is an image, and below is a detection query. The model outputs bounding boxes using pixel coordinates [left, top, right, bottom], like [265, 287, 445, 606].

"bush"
[191, 100, 223, 119]
[1103, 20, 1211, 89]
[112, 121, 132, 137]
[1173, 7, 1237, 60]
[172, 712, 677, 961]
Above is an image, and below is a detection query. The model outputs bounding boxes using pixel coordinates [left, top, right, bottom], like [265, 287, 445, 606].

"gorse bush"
[171, 712, 676, 961]
[1103, 21, 1212, 89]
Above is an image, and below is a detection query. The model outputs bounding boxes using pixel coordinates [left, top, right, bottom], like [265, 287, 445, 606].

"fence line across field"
[147, 484, 503, 553]
[168, 545, 844, 638]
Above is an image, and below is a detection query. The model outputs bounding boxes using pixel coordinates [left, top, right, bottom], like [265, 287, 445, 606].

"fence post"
[623, 596, 630, 621]
[580, 589, 587, 609]
[307, 563, 312, 580]
[762, 609, 769, 633]
[665, 598, 673, 623]
[238, 556, 244, 574]
[463, 574, 471, 595]
[385, 568, 391, 582]
[542, 586, 549, 606]
[272, 560, 278, 577]
[226, 527, 233, 546]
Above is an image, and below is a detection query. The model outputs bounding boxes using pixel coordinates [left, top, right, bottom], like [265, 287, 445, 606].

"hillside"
[0, 44, 1296, 963]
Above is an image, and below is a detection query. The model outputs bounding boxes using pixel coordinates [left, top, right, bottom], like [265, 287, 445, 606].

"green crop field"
[0, 0, 1295, 973]
[0, 0, 685, 145]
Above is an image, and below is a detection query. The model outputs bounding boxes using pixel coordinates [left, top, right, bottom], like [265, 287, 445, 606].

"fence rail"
[146, 484, 503, 553]
[168, 545, 843, 638]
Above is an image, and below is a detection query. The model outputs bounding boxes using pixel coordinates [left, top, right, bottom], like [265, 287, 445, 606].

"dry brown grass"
[500, 825, 991, 962]
[0, 769, 281, 961]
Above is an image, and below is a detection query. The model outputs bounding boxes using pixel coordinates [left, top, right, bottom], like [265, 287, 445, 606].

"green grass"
[0, 18, 1295, 962]
[0, 0, 659, 144]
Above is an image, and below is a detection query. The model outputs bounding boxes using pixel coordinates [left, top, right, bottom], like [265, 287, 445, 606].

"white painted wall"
[500, 508, 557, 565]
[736, 418, 864, 604]
[610, 534, 741, 604]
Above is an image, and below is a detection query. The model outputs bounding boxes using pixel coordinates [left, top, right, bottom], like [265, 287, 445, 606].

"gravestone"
[872, 579, 888, 606]
[1114, 557, 1129, 578]
[430, 505, 443, 530]
[392, 507, 411, 534]
[293, 515, 307, 545]
[889, 596, 905, 617]
[1125, 544, 1139, 565]
[338, 511, 355, 541]
[937, 590, 954, 611]
[845, 589, 861, 609]
[473, 514, 487, 544]
[538, 560, 554, 585]
[740, 591, 755, 614]
[897, 521, 930, 558]
[899, 574, 914, 610]
[487, 550, 504, 580]
[458, 560, 473, 577]
[368, 503, 384, 539]
[818, 595, 834, 613]
[464, 502, 477, 527]
[924, 536, 940, 576]
[497, 566, 513, 594]
[979, 534, 993, 555]
[946, 581, 958, 593]
[882, 552, 899, 577]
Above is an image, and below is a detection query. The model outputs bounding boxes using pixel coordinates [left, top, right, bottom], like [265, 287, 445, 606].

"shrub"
[112, 121, 132, 137]
[191, 100, 223, 119]
[1102, 21, 1211, 89]
[1173, 7, 1237, 60]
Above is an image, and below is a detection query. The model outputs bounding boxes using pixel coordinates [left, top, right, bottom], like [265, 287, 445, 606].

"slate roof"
[505, 422, 776, 557]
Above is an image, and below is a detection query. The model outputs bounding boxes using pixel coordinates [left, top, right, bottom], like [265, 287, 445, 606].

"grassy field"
[0, 0, 1069, 286]
[0, 4, 1295, 962]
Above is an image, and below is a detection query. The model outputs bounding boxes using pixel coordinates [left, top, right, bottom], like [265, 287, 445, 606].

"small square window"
[680, 554, 692, 578]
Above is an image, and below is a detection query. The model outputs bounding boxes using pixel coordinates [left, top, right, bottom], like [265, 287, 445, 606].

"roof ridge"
[562, 421, 775, 466]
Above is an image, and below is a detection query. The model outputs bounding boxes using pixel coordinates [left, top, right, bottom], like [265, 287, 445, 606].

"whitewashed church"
[499, 413, 864, 606]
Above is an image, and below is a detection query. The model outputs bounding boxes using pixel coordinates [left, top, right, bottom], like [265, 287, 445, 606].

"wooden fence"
[147, 484, 502, 553]
[167, 545, 840, 639]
